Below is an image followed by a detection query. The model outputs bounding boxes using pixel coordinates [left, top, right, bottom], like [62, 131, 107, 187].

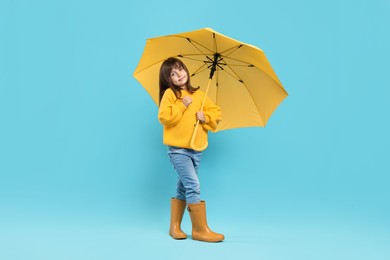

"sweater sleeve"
[158, 89, 187, 127]
[202, 94, 222, 132]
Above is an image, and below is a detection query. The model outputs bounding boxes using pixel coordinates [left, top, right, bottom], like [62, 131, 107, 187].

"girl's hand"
[182, 96, 192, 107]
[196, 111, 206, 123]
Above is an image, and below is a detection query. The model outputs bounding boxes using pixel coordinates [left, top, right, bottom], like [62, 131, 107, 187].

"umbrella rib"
[134, 54, 208, 75]
[191, 64, 210, 77]
[240, 79, 264, 126]
[178, 54, 215, 77]
[219, 65, 244, 83]
[220, 44, 243, 57]
[178, 54, 211, 63]
[221, 63, 253, 67]
[221, 65, 264, 125]
[175, 36, 214, 56]
[178, 53, 212, 57]
[223, 56, 253, 66]
[223, 56, 287, 95]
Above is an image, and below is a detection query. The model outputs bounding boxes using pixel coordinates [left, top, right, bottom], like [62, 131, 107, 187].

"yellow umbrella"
[133, 27, 288, 150]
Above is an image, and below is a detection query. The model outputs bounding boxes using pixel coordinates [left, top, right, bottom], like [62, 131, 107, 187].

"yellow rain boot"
[169, 198, 187, 239]
[187, 201, 224, 242]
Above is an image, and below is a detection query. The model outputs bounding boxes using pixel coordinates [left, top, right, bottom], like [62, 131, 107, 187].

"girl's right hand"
[182, 96, 192, 107]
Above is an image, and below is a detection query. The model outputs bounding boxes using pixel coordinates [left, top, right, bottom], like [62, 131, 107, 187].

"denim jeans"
[167, 146, 202, 204]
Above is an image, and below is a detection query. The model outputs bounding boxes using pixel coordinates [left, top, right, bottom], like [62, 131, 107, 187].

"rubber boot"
[169, 198, 187, 239]
[187, 201, 224, 242]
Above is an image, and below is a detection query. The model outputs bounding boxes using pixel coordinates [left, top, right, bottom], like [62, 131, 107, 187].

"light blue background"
[1, 0, 389, 259]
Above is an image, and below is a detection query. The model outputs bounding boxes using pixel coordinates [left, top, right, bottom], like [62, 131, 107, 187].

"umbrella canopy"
[133, 27, 287, 132]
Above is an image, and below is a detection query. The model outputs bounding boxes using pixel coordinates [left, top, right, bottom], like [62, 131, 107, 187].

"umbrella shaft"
[200, 77, 212, 112]
[209, 53, 220, 79]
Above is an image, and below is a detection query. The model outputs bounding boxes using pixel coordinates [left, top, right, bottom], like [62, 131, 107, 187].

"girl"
[158, 57, 224, 242]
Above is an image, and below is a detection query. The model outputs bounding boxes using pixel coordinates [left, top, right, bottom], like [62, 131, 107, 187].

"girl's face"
[170, 65, 188, 89]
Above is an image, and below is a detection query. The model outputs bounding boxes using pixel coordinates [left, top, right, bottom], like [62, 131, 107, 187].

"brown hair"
[159, 57, 199, 104]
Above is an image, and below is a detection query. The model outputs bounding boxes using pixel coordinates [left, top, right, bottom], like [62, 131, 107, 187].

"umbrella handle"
[190, 120, 208, 151]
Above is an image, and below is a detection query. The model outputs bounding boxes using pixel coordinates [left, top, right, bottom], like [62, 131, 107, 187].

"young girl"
[158, 57, 224, 242]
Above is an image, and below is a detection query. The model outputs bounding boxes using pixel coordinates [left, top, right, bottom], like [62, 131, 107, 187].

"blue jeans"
[168, 146, 202, 204]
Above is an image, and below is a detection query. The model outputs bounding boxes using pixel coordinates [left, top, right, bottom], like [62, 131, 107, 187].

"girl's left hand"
[196, 112, 206, 123]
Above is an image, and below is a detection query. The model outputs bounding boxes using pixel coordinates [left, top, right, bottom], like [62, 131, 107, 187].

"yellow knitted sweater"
[158, 88, 221, 151]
